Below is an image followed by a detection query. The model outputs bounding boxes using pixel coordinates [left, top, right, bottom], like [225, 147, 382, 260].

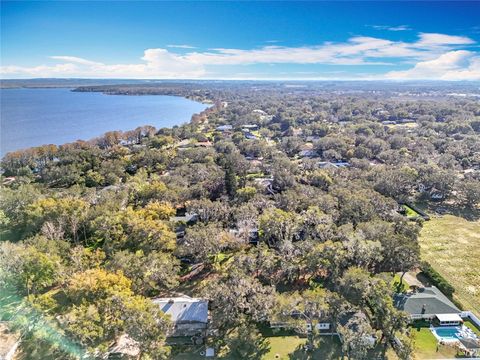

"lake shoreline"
[1, 88, 209, 156]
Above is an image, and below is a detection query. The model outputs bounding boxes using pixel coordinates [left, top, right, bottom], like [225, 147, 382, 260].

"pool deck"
[430, 325, 479, 344]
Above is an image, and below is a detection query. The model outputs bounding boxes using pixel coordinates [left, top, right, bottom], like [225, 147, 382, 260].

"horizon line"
[2, 77, 480, 83]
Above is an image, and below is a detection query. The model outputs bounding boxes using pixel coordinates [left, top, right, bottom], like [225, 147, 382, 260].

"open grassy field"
[419, 215, 480, 316]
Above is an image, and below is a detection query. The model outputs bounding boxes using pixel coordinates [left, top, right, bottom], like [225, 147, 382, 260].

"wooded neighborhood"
[1, 81, 479, 359]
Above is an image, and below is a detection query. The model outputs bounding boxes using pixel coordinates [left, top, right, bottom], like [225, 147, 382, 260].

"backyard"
[172, 334, 403, 359]
[409, 319, 480, 359]
[410, 325, 458, 359]
[262, 335, 343, 360]
[419, 214, 480, 316]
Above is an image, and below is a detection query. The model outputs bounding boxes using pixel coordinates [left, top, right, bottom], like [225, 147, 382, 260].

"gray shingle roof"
[394, 286, 460, 316]
[152, 297, 208, 324]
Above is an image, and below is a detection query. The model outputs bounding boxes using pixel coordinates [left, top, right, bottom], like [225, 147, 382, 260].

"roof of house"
[216, 125, 233, 131]
[459, 337, 480, 350]
[318, 161, 351, 169]
[436, 313, 462, 322]
[169, 213, 198, 224]
[152, 296, 208, 324]
[299, 150, 318, 157]
[394, 286, 461, 316]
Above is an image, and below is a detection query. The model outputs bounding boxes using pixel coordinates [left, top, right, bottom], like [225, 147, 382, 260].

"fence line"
[461, 311, 480, 328]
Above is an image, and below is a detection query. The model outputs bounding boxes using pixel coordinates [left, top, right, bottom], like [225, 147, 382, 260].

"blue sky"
[1, 1, 479, 80]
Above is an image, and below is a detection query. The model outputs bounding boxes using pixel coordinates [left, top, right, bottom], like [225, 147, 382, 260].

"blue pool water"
[434, 327, 460, 341]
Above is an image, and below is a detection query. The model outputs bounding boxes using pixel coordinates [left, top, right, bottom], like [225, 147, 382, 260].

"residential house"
[176, 139, 192, 149]
[269, 310, 331, 335]
[241, 124, 259, 131]
[215, 125, 233, 132]
[298, 150, 319, 158]
[252, 109, 266, 115]
[318, 161, 351, 169]
[244, 132, 258, 140]
[393, 286, 461, 321]
[152, 296, 209, 343]
[194, 141, 213, 148]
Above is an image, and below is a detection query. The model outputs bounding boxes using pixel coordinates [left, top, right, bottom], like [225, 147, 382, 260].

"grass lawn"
[410, 327, 458, 359]
[403, 205, 421, 218]
[262, 336, 307, 359]
[263, 335, 344, 360]
[172, 335, 402, 359]
[464, 319, 480, 337]
[419, 214, 480, 315]
[173, 353, 204, 360]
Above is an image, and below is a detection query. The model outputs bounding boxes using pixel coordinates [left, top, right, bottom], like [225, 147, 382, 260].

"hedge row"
[420, 261, 455, 297]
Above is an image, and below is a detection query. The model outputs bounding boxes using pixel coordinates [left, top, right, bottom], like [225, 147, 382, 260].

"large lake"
[0, 88, 209, 156]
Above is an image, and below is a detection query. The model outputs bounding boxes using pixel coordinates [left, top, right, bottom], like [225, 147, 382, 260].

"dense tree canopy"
[1, 81, 479, 359]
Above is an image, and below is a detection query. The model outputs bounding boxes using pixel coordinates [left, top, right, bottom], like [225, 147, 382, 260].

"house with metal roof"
[216, 125, 233, 132]
[394, 286, 461, 320]
[152, 296, 209, 342]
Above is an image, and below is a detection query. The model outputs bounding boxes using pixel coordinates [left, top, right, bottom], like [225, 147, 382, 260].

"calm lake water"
[0, 88, 209, 156]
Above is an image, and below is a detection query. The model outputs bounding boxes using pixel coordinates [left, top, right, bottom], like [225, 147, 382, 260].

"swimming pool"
[432, 327, 460, 341]
[431, 325, 479, 343]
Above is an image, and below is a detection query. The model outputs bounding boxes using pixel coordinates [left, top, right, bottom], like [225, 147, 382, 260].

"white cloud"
[386, 50, 480, 80]
[371, 25, 411, 31]
[1, 49, 206, 79]
[166, 44, 197, 49]
[416, 33, 475, 47]
[1, 32, 477, 79]
[49, 56, 102, 66]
